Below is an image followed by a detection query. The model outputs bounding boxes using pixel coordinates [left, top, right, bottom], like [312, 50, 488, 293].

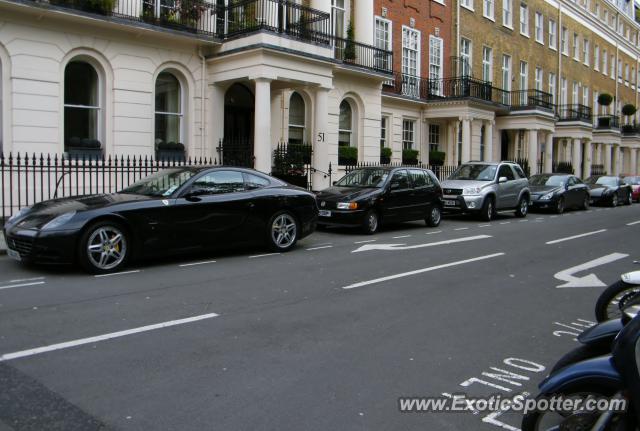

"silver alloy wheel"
[271, 213, 297, 249]
[431, 207, 441, 225]
[612, 194, 618, 207]
[486, 201, 493, 220]
[520, 199, 528, 215]
[367, 212, 378, 233]
[87, 226, 127, 271]
[557, 198, 564, 214]
[584, 195, 590, 209]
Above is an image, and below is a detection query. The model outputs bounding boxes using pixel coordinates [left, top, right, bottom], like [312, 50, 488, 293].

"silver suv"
[439, 162, 530, 221]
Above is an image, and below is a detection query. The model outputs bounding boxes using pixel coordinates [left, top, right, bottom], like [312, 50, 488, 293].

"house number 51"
[317, 132, 325, 142]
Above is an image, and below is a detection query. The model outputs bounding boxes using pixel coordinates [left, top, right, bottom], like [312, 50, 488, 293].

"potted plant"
[380, 147, 392, 164]
[338, 146, 358, 165]
[156, 141, 186, 161]
[402, 149, 419, 165]
[344, 23, 356, 63]
[428, 150, 446, 166]
[597, 93, 613, 127]
[622, 104, 637, 133]
[66, 137, 103, 160]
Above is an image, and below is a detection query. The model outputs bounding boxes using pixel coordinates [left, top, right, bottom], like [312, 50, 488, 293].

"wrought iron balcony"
[509, 89, 555, 111]
[557, 104, 592, 123]
[382, 73, 495, 102]
[330, 35, 393, 74]
[621, 123, 640, 135]
[596, 115, 620, 130]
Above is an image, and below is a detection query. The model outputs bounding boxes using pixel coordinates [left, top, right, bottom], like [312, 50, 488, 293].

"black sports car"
[585, 175, 633, 207]
[4, 167, 318, 273]
[529, 173, 591, 213]
[315, 167, 443, 234]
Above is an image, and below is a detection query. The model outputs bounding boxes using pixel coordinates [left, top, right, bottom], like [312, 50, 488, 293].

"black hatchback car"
[315, 167, 443, 234]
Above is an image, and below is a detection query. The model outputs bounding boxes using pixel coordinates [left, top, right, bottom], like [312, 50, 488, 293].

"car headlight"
[540, 192, 554, 200]
[463, 187, 482, 195]
[337, 202, 359, 210]
[7, 207, 31, 223]
[41, 211, 76, 230]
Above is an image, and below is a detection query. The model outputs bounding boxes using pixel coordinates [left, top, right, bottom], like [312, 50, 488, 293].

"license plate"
[318, 210, 331, 217]
[7, 249, 21, 261]
[444, 199, 458, 207]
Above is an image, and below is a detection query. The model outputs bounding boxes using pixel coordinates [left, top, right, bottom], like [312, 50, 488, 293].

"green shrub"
[402, 149, 419, 165]
[597, 93, 613, 106]
[380, 147, 392, 163]
[338, 146, 358, 165]
[622, 104, 637, 117]
[429, 151, 446, 166]
[344, 23, 356, 61]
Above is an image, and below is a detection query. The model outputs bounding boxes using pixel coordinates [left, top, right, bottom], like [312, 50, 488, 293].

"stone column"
[544, 133, 553, 173]
[353, 0, 374, 45]
[613, 145, 621, 176]
[312, 87, 330, 190]
[631, 148, 638, 175]
[583, 140, 592, 179]
[528, 129, 539, 174]
[572, 139, 582, 177]
[461, 118, 471, 163]
[484, 121, 493, 162]
[253, 78, 272, 174]
[604, 144, 612, 174]
[209, 83, 225, 161]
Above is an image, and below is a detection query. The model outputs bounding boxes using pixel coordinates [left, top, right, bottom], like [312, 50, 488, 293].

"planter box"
[156, 150, 186, 162]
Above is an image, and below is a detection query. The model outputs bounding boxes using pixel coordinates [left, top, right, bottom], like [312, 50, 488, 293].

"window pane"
[193, 170, 245, 194]
[289, 126, 304, 145]
[155, 113, 181, 144]
[65, 61, 98, 107]
[339, 101, 352, 130]
[155, 72, 181, 114]
[339, 131, 351, 147]
[289, 93, 305, 127]
[65, 107, 98, 145]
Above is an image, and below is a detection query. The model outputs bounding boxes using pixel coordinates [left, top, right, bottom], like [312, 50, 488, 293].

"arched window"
[155, 72, 183, 148]
[339, 100, 353, 147]
[64, 61, 101, 152]
[288, 92, 305, 145]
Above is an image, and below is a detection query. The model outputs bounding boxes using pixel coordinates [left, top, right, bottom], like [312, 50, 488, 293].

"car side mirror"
[498, 176, 508, 183]
[333, 181, 338, 186]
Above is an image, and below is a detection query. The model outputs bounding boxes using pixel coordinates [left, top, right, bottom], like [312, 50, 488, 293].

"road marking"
[249, 253, 281, 259]
[425, 230, 442, 235]
[454, 227, 469, 231]
[352, 235, 492, 253]
[0, 277, 45, 284]
[536, 217, 545, 220]
[555, 253, 629, 288]
[500, 221, 511, 225]
[179, 260, 217, 267]
[306, 245, 333, 251]
[0, 312, 220, 362]
[478, 224, 491, 227]
[393, 235, 412, 239]
[550, 215, 558, 218]
[342, 253, 505, 289]
[627, 220, 640, 226]
[519, 219, 528, 223]
[94, 270, 141, 278]
[546, 229, 607, 245]
[354, 239, 377, 244]
[0, 281, 46, 291]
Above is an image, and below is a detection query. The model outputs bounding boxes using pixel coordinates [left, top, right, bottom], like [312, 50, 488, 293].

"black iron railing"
[383, 74, 495, 102]
[557, 104, 592, 122]
[510, 89, 555, 111]
[271, 142, 314, 189]
[596, 115, 620, 129]
[591, 164, 606, 176]
[0, 153, 218, 220]
[621, 124, 640, 135]
[331, 35, 393, 74]
[216, 138, 255, 168]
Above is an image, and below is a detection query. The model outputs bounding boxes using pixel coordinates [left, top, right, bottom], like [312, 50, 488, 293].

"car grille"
[443, 188, 463, 196]
[7, 236, 34, 256]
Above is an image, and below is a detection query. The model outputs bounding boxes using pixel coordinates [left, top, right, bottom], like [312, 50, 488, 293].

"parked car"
[585, 175, 633, 207]
[3, 167, 318, 273]
[529, 173, 591, 213]
[624, 176, 640, 202]
[439, 161, 530, 221]
[315, 167, 443, 234]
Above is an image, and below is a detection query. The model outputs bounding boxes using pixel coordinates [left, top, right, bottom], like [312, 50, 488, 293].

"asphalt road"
[1, 204, 639, 430]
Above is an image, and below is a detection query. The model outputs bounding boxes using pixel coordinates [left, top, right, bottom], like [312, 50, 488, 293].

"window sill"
[461, 4, 475, 12]
[502, 24, 514, 30]
[520, 32, 530, 38]
[432, 0, 446, 5]
[549, 46, 557, 51]
[483, 14, 496, 22]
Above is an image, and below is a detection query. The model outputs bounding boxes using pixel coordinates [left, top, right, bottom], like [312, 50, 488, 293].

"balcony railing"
[331, 35, 393, 74]
[557, 104, 592, 123]
[383, 73, 495, 102]
[596, 115, 620, 130]
[621, 124, 640, 135]
[510, 89, 555, 111]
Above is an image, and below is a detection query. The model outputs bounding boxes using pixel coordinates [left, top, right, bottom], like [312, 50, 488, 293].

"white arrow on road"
[554, 253, 629, 288]
[351, 235, 492, 253]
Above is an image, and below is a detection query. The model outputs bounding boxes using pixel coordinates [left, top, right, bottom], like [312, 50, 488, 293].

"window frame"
[548, 19, 557, 50]
[402, 119, 416, 151]
[534, 12, 544, 43]
[483, 0, 495, 20]
[503, 0, 513, 27]
[154, 71, 184, 150]
[519, 3, 529, 36]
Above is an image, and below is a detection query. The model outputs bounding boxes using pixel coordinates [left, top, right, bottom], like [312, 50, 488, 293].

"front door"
[223, 84, 254, 167]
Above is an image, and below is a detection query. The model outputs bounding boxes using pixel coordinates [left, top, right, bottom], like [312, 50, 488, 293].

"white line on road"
[351, 235, 492, 253]
[393, 235, 411, 239]
[0, 277, 45, 284]
[555, 253, 629, 288]
[499, 222, 511, 225]
[0, 312, 220, 362]
[306, 245, 333, 251]
[627, 220, 640, 226]
[94, 270, 141, 278]
[425, 230, 442, 235]
[342, 253, 505, 289]
[179, 260, 217, 267]
[546, 229, 607, 245]
[550, 215, 558, 218]
[354, 239, 377, 244]
[519, 220, 529, 223]
[249, 253, 281, 259]
[0, 281, 46, 291]
[478, 224, 491, 227]
[454, 227, 469, 231]
[536, 217, 545, 220]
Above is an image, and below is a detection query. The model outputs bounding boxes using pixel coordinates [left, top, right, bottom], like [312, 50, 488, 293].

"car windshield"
[624, 176, 640, 185]
[529, 174, 568, 187]
[587, 176, 618, 187]
[335, 169, 390, 188]
[121, 168, 197, 197]
[448, 164, 497, 181]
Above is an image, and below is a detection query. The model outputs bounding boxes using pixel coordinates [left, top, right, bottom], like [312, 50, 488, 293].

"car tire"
[611, 193, 618, 207]
[426, 205, 442, 227]
[78, 220, 130, 274]
[580, 193, 590, 210]
[625, 191, 632, 206]
[267, 211, 299, 252]
[480, 197, 495, 222]
[554, 197, 565, 214]
[362, 210, 379, 235]
[515, 196, 529, 218]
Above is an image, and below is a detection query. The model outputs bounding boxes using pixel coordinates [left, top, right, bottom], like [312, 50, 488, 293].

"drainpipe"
[615, 43, 619, 116]
[456, 0, 460, 69]
[199, 47, 206, 158]
[557, 4, 562, 107]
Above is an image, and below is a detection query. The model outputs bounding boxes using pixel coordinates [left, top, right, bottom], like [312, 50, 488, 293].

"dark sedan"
[4, 167, 318, 273]
[315, 167, 443, 234]
[529, 174, 590, 213]
[585, 175, 633, 207]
